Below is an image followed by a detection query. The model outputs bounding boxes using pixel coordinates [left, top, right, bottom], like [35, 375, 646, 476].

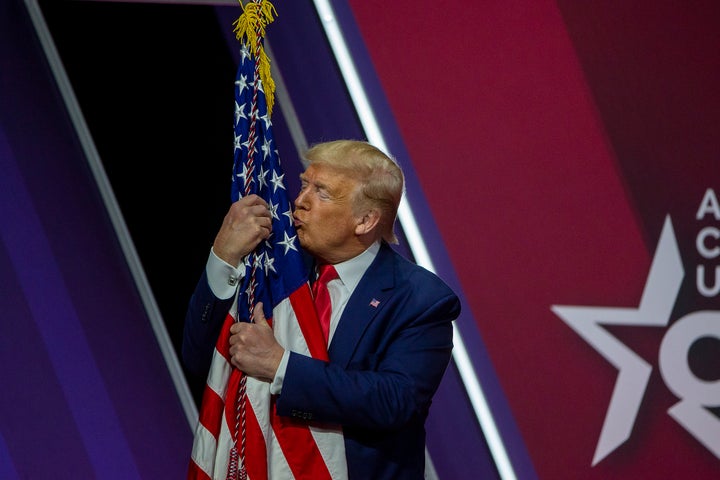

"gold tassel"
[233, 0, 277, 115]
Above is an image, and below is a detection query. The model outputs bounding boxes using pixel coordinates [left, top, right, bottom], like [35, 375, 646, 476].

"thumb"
[252, 302, 269, 326]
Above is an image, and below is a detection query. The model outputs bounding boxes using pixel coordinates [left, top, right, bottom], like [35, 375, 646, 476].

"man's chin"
[296, 230, 308, 249]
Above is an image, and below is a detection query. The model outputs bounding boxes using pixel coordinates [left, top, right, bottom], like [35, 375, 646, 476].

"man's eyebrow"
[299, 174, 329, 190]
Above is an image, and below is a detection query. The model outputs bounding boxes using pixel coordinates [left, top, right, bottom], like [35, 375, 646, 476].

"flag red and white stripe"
[188, 288, 347, 479]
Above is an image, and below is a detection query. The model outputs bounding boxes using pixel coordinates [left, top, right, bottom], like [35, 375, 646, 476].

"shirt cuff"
[269, 350, 290, 395]
[206, 247, 244, 300]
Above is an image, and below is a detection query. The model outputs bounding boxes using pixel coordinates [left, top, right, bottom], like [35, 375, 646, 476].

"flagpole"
[227, 2, 278, 478]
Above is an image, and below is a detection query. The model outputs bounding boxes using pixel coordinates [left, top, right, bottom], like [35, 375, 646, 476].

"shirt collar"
[332, 241, 380, 294]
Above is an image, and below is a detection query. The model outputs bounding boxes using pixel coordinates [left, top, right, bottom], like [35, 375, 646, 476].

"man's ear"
[355, 209, 381, 236]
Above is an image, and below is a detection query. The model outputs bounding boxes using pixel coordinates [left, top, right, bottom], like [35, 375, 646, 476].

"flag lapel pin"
[369, 298, 380, 308]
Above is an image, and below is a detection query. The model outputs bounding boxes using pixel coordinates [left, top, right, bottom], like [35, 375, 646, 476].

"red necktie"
[312, 264, 338, 345]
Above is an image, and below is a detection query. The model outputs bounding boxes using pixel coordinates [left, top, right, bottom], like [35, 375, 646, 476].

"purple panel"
[0, 431, 20, 480]
[1, 0, 193, 477]
[0, 151, 99, 477]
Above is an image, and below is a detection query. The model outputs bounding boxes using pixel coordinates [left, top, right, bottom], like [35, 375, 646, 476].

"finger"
[260, 221, 272, 239]
[251, 203, 272, 217]
[256, 214, 271, 226]
[244, 194, 269, 208]
[229, 322, 242, 335]
[229, 322, 250, 342]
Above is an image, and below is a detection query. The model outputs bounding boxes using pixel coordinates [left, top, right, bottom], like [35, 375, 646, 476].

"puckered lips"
[293, 214, 304, 229]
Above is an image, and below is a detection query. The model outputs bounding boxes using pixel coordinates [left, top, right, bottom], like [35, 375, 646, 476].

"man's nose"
[294, 189, 307, 209]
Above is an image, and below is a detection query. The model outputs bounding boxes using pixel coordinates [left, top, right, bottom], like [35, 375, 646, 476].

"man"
[183, 140, 461, 479]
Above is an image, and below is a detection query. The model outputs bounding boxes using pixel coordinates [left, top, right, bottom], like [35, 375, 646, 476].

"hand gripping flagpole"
[227, 1, 277, 479]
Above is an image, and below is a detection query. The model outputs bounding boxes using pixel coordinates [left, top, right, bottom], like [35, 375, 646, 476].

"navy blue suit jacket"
[183, 242, 461, 479]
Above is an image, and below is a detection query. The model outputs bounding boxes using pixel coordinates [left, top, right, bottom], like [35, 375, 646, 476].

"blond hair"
[304, 140, 405, 244]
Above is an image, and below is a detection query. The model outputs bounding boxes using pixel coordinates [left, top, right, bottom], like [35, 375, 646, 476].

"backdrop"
[1, 1, 718, 479]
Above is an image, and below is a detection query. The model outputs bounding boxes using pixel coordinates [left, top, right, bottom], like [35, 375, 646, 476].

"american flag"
[188, 2, 346, 479]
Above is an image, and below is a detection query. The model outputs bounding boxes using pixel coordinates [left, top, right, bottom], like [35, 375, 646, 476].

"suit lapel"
[328, 243, 396, 367]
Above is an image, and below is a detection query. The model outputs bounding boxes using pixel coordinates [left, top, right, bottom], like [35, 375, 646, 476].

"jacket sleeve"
[181, 269, 235, 378]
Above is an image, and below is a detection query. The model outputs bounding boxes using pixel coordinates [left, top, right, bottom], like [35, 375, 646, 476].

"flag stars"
[278, 231, 298, 254]
[239, 44, 251, 64]
[234, 101, 247, 125]
[260, 111, 272, 131]
[263, 231, 274, 251]
[258, 164, 269, 190]
[235, 74, 249, 95]
[270, 169, 286, 193]
[261, 137, 273, 160]
[236, 162, 253, 187]
[264, 254, 276, 275]
[229, 39, 302, 324]
[282, 204, 294, 225]
[253, 252, 264, 269]
[233, 132, 243, 153]
[242, 137, 253, 153]
[268, 199, 280, 221]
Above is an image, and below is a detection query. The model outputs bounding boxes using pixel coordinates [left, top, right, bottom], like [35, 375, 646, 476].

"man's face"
[293, 163, 362, 263]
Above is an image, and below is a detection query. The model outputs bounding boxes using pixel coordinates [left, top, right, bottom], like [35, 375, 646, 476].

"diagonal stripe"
[270, 399, 332, 480]
[198, 385, 224, 440]
[187, 457, 212, 480]
[0, 129, 142, 478]
[190, 422, 221, 478]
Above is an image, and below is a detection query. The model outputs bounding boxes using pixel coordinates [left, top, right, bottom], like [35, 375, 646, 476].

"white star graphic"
[234, 101, 247, 126]
[257, 164, 269, 190]
[282, 204, 294, 225]
[241, 136, 252, 153]
[551, 215, 684, 466]
[239, 44, 251, 64]
[261, 136, 273, 160]
[233, 132, 243, 153]
[277, 230, 298, 255]
[236, 162, 253, 188]
[260, 111, 272, 131]
[270, 169, 286, 194]
[268, 199, 279, 221]
[264, 253, 276, 275]
[263, 231, 274, 251]
[253, 252, 264, 269]
[235, 73, 249, 95]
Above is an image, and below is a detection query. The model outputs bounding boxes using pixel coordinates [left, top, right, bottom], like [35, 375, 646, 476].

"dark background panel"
[1, 0, 193, 476]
